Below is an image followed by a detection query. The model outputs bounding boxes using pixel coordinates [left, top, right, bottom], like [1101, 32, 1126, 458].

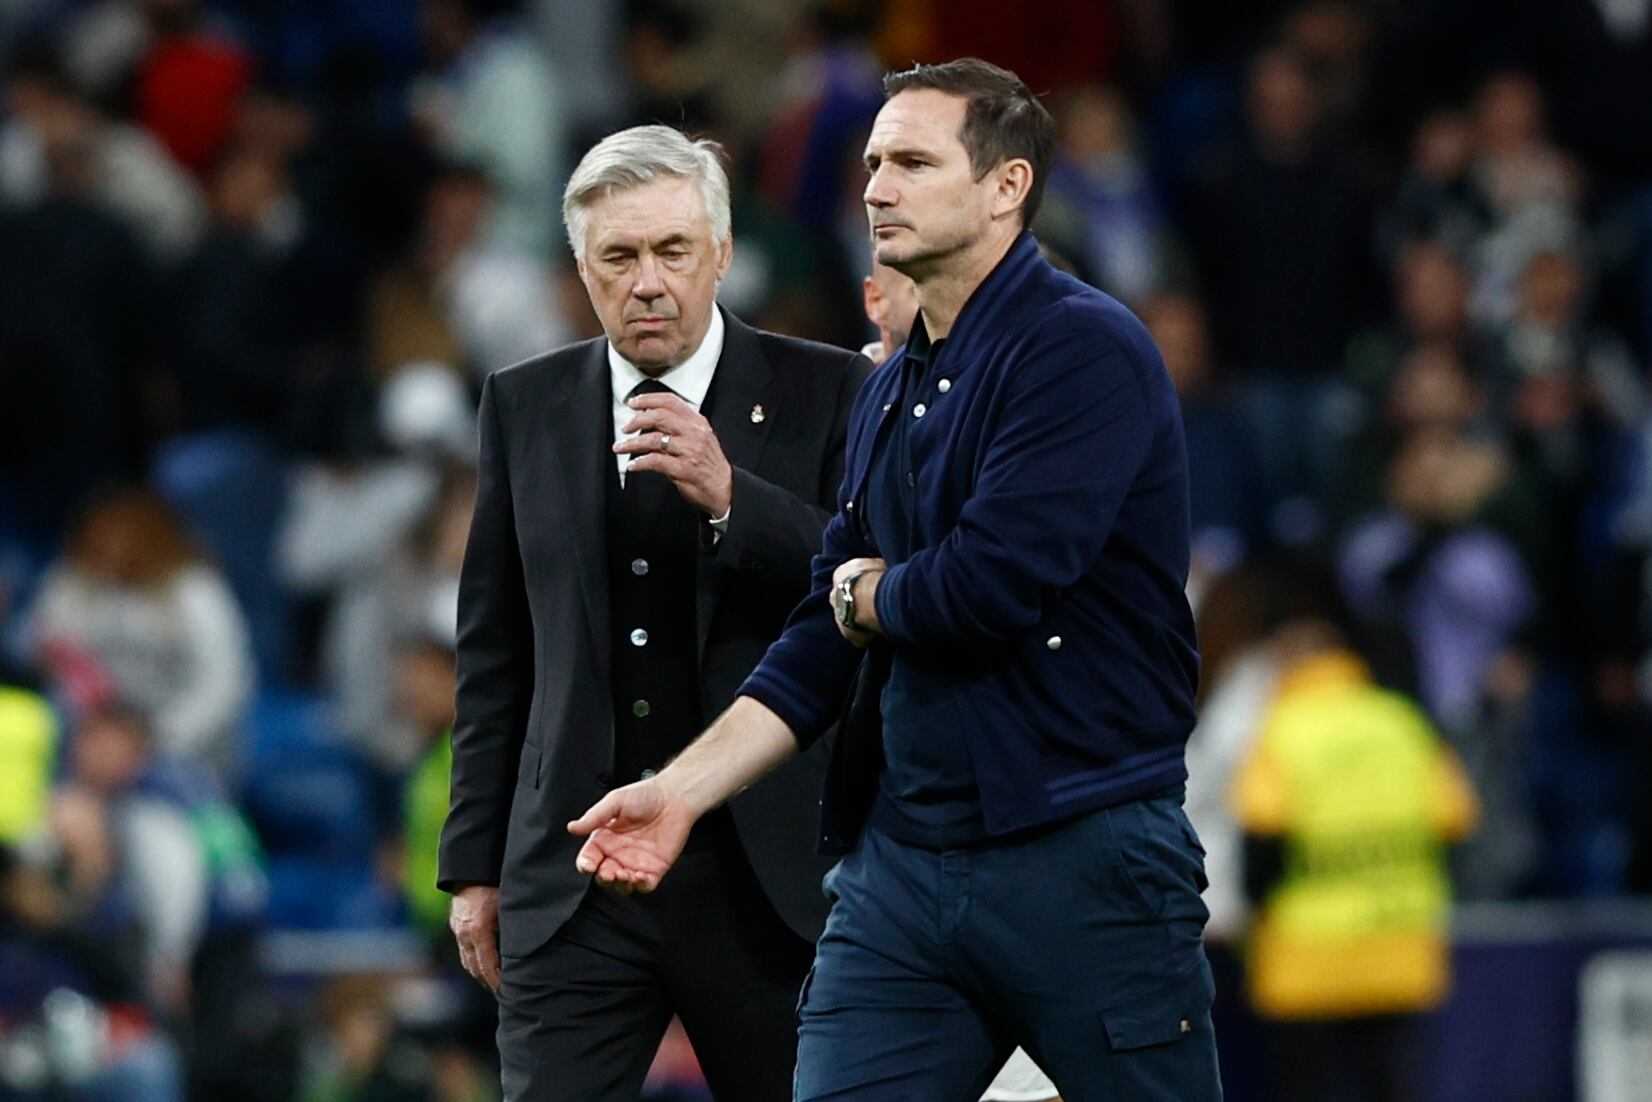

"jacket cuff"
[872, 560, 913, 641]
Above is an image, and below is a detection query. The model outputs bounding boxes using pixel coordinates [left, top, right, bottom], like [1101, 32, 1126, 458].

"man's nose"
[633, 254, 665, 298]
[864, 166, 895, 209]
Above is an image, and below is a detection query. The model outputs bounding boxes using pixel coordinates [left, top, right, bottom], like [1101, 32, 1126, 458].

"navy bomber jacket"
[740, 231, 1200, 850]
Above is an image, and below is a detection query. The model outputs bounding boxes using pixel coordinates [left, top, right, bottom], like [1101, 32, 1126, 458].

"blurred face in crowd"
[210, 148, 286, 232]
[1056, 85, 1133, 165]
[1388, 345, 1479, 432]
[1247, 49, 1320, 156]
[576, 175, 732, 375]
[421, 0, 473, 63]
[1395, 241, 1468, 342]
[1474, 73, 1547, 158]
[1519, 251, 1583, 330]
[1141, 294, 1212, 397]
[395, 643, 456, 737]
[71, 711, 151, 795]
[70, 493, 192, 588]
[862, 260, 918, 360]
[1412, 111, 1473, 183]
[863, 89, 1011, 277]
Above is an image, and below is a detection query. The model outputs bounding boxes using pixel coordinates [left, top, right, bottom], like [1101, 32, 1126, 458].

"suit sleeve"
[736, 359, 880, 750]
[711, 351, 874, 595]
[438, 374, 534, 891]
[873, 311, 1154, 645]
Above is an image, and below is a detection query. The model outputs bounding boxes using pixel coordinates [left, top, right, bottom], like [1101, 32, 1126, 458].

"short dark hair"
[882, 58, 1055, 229]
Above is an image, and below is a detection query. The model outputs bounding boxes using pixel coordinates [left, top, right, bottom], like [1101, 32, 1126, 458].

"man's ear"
[862, 275, 883, 326]
[715, 232, 734, 279]
[991, 159, 1034, 224]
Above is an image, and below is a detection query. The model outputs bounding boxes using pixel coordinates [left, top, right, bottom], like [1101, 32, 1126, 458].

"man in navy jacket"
[570, 58, 1221, 1101]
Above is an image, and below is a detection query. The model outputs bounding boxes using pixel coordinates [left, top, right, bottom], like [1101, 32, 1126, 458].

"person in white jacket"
[26, 489, 253, 782]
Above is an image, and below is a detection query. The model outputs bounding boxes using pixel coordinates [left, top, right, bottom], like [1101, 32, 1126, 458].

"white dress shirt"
[607, 307, 730, 532]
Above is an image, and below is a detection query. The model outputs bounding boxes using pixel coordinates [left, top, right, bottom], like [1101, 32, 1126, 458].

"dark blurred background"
[0, 1, 1650, 1100]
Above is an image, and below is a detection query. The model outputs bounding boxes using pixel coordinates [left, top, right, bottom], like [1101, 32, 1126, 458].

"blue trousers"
[795, 791, 1223, 1101]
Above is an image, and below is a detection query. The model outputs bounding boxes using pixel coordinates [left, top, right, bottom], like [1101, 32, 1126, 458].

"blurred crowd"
[0, 0, 1649, 1099]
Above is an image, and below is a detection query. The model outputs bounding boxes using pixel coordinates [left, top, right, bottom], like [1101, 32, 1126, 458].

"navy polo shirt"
[863, 324, 987, 847]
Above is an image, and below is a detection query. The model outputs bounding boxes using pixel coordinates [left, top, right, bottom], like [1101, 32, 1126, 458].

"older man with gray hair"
[437, 124, 871, 1100]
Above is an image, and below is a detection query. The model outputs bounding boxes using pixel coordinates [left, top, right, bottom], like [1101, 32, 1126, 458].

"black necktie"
[627, 378, 675, 403]
[624, 379, 676, 504]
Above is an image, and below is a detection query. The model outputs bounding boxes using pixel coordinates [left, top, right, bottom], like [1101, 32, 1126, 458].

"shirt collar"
[607, 305, 725, 409]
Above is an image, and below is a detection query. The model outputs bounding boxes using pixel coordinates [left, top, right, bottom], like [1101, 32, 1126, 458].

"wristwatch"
[834, 568, 876, 630]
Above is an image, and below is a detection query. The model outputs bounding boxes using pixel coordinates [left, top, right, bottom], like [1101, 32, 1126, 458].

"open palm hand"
[567, 779, 696, 894]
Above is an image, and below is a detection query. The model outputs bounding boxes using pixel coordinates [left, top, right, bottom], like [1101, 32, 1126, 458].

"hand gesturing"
[567, 778, 697, 894]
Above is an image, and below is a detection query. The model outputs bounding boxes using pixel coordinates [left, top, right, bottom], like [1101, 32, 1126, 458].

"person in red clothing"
[134, 0, 254, 177]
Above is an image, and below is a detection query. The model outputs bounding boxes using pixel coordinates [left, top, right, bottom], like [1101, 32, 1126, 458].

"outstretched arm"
[567, 696, 799, 893]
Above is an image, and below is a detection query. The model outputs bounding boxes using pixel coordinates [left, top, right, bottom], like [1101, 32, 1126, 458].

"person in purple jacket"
[571, 58, 1221, 1101]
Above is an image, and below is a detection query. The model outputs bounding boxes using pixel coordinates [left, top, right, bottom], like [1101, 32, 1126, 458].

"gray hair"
[562, 125, 732, 261]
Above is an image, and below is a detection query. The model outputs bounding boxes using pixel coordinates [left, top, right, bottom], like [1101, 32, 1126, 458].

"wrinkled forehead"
[864, 88, 970, 162]
[581, 176, 712, 249]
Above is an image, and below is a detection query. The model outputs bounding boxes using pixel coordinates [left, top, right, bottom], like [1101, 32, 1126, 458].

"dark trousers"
[1268, 1015, 1422, 1102]
[795, 793, 1223, 1101]
[496, 839, 813, 1102]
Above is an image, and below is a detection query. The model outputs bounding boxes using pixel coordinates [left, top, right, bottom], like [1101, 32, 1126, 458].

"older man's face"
[862, 89, 996, 276]
[576, 176, 731, 375]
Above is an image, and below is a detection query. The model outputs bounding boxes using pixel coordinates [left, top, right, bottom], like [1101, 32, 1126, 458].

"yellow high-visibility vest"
[1233, 651, 1477, 1019]
[0, 685, 57, 844]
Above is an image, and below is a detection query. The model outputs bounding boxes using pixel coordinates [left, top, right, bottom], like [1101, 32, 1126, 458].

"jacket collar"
[894, 230, 1046, 372]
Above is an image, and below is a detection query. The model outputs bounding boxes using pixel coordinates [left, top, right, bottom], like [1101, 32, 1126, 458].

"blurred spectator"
[1277, 0, 1374, 130]
[1339, 428, 1537, 734]
[411, 0, 564, 254]
[1378, 112, 1491, 264]
[1496, 246, 1644, 432]
[22, 489, 254, 781]
[0, 842, 188, 1102]
[1187, 44, 1374, 379]
[297, 976, 433, 1102]
[0, 93, 160, 548]
[369, 163, 567, 381]
[1329, 343, 1545, 556]
[1038, 84, 1178, 304]
[168, 144, 309, 437]
[367, 169, 474, 379]
[133, 0, 256, 177]
[758, 4, 883, 235]
[279, 393, 474, 772]
[0, 43, 206, 262]
[882, 0, 1123, 97]
[1346, 240, 1480, 396]
[1142, 292, 1267, 595]
[858, 257, 916, 364]
[60, 705, 207, 1018]
[619, 0, 715, 131]
[1185, 45, 1374, 520]
[1463, 72, 1587, 329]
[88, 702, 279, 1102]
[0, 658, 55, 847]
[1232, 619, 1478, 1102]
[392, 633, 457, 938]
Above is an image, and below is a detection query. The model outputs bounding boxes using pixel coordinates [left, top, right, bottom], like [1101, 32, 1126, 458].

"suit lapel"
[696, 309, 777, 659]
[546, 341, 615, 681]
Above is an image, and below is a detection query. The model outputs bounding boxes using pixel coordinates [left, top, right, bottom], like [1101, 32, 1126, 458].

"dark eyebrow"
[864, 146, 935, 171]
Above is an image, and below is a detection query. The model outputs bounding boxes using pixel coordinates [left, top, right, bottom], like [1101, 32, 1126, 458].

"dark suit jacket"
[438, 307, 872, 957]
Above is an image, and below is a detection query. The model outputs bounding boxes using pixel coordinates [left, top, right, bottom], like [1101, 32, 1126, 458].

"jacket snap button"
[1046, 635, 1063, 651]
[937, 378, 951, 393]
